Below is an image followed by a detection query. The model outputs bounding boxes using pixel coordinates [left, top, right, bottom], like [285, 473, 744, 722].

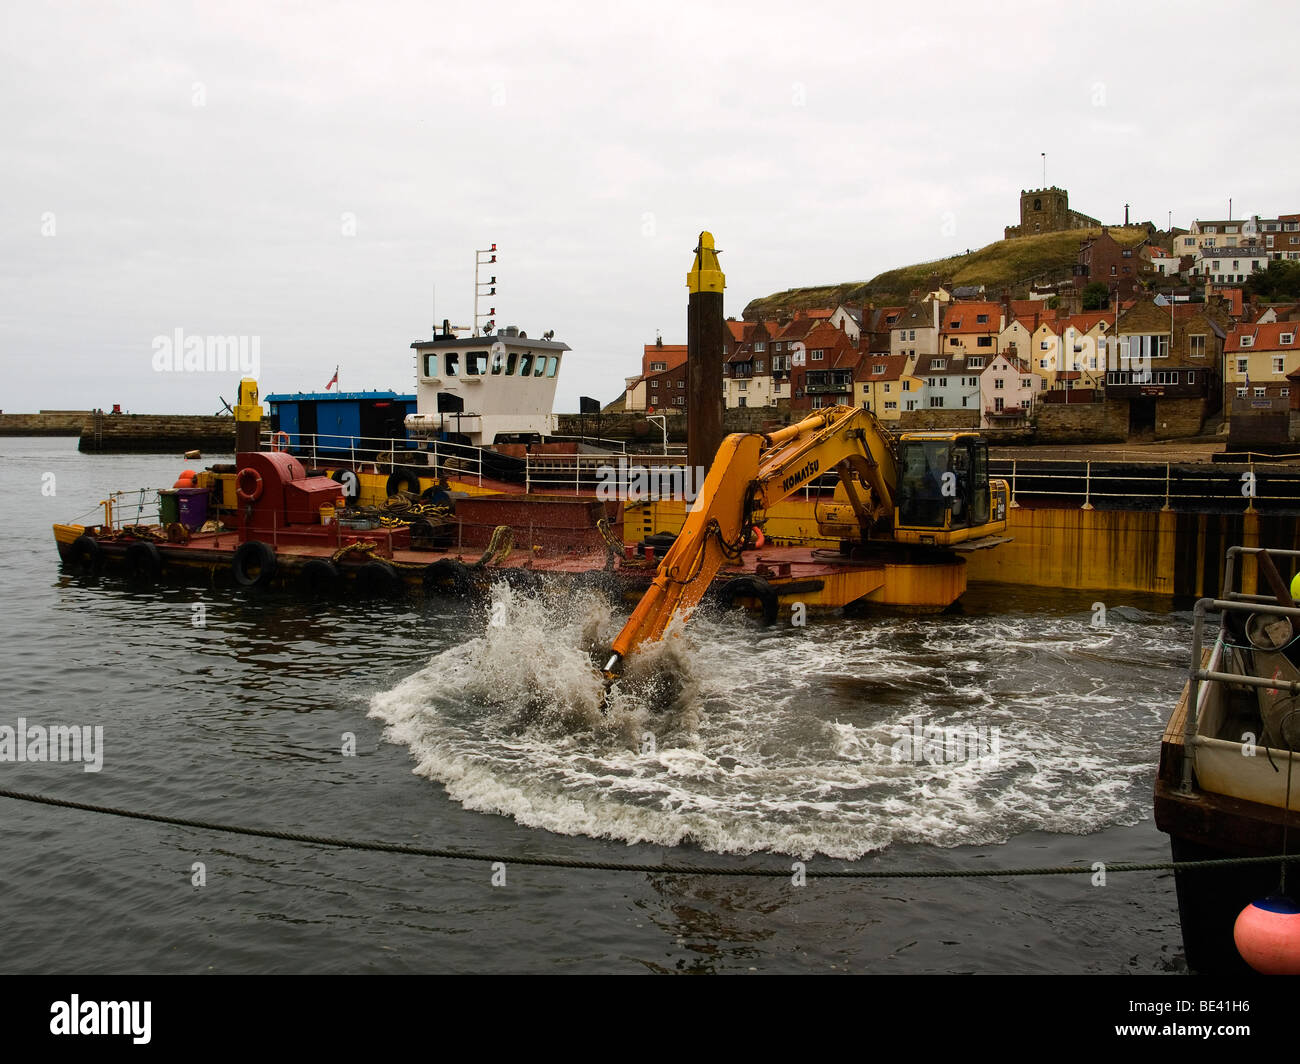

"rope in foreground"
[3, 787, 1297, 878]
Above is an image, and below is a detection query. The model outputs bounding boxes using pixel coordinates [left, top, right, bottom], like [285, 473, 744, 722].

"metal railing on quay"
[996, 457, 1300, 511]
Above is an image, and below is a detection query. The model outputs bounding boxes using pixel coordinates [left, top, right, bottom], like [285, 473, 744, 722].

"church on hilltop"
[1005, 187, 1102, 239]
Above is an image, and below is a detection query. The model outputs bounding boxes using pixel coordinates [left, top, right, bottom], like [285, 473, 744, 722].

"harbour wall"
[965, 505, 1299, 599]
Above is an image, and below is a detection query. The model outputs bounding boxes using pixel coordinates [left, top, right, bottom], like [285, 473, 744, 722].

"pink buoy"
[1234, 895, 1300, 974]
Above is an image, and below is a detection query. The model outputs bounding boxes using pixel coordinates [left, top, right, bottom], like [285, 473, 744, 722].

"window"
[1189, 335, 1205, 358]
[650, 380, 658, 390]
[1273, 357, 1285, 375]
[1186, 372, 1195, 384]
[909, 330, 916, 340]
[885, 401, 897, 410]
[755, 360, 764, 372]
[968, 357, 984, 369]
[1156, 371, 1179, 385]
[649, 361, 667, 372]
[903, 380, 911, 391]
[906, 400, 917, 411]
[677, 379, 684, 388]
[466, 351, 488, 375]
[424, 353, 440, 377]
[674, 396, 684, 406]
[977, 336, 992, 348]
[961, 396, 968, 407]
[1255, 387, 1267, 398]
[994, 378, 1005, 389]
[994, 397, 1004, 412]
[1040, 340, 1050, 350]
[1020, 399, 1031, 409]
[949, 337, 960, 347]
[929, 396, 944, 408]
[445, 353, 460, 375]
[933, 359, 946, 370]
[1236, 357, 1249, 374]
[737, 381, 746, 391]
[976, 314, 988, 324]
[1283, 333, 1295, 345]
[1240, 336, 1254, 348]
[811, 349, 824, 361]
[934, 377, 948, 387]
[1021, 378, 1031, 389]
[1284, 388, 1291, 398]
[872, 365, 886, 375]
[1236, 387, 1248, 397]
[755, 342, 766, 352]
[519, 354, 534, 376]
[738, 397, 746, 407]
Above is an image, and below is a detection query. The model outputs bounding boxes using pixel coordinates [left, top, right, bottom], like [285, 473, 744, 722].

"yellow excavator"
[602, 404, 1009, 679]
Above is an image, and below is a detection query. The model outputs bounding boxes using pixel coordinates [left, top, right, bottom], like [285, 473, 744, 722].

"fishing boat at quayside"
[1156, 544, 1300, 973]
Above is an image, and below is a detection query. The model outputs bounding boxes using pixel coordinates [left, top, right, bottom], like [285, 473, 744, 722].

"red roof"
[941, 302, 1003, 334]
[856, 355, 907, 382]
[1225, 322, 1300, 353]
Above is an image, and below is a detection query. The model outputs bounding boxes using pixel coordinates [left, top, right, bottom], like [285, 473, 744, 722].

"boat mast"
[474, 243, 497, 337]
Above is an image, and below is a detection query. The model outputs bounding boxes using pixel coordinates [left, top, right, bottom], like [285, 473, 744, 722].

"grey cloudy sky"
[4, 0, 1298, 414]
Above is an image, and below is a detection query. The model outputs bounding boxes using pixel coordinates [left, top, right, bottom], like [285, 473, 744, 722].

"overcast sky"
[3, 0, 1298, 415]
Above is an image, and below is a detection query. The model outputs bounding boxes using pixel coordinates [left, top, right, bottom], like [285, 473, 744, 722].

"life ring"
[717, 575, 779, 626]
[236, 467, 264, 503]
[298, 558, 339, 598]
[354, 559, 401, 598]
[232, 540, 277, 588]
[124, 540, 163, 583]
[271, 431, 291, 452]
[66, 534, 102, 575]
[423, 558, 474, 597]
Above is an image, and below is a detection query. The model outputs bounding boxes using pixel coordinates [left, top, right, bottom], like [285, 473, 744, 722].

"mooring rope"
[2, 787, 1298, 878]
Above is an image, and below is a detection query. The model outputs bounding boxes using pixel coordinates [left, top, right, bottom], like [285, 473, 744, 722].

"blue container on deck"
[176, 488, 209, 530]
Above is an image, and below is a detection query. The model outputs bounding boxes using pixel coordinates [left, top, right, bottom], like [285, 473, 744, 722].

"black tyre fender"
[298, 558, 339, 598]
[717, 575, 779, 626]
[385, 466, 424, 496]
[66, 534, 101, 575]
[354, 559, 401, 598]
[331, 469, 361, 502]
[423, 558, 474, 597]
[124, 539, 163, 583]
[232, 540, 277, 588]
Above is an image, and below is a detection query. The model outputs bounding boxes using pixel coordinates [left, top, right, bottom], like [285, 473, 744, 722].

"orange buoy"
[753, 527, 766, 549]
[173, 469, 197, 489]
[1234, 895, 1300, 974]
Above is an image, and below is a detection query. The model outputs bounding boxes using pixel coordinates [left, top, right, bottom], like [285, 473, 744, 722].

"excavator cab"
[894, 432, 1005, 545]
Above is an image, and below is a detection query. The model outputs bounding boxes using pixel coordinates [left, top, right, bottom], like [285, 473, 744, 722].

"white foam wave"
[368, 582, 1184, 858]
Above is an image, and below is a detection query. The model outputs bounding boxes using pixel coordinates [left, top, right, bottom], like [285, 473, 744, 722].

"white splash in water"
[369, 582, 1185, 858]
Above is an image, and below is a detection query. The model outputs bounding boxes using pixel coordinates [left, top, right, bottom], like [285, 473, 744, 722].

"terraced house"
[939, 301, 1004, 361]
[1224, 322, 1300, 402]
[1105, 298, 1227, 438]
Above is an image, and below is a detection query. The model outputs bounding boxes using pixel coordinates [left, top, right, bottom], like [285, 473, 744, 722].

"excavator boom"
[604, 406, 896, 676]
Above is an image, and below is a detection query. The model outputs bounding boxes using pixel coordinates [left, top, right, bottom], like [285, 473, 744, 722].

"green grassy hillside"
[744, 227, 1150, 317]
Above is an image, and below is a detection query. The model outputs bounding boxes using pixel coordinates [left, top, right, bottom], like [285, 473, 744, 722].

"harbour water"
[2, 438, 1191, 973]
